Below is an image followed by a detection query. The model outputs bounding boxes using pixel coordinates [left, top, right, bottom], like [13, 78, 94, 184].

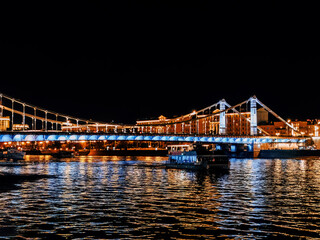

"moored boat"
[0, 147, 26, 161]
[166, 144, 229, 170]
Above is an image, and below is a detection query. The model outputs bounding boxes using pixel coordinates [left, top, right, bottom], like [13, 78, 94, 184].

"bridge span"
[0, 131, 307, 145]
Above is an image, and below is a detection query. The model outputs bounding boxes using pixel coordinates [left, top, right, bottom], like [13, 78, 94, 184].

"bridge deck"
[0, 132, 307, 144]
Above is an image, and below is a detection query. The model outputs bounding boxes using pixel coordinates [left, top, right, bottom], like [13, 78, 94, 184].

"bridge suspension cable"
[0, 92, 126, 132]
[0, 92, 303, 137]
[254, 97, 301, 135]
[135, 96, 304, 137]
[223, 99, 270, 136]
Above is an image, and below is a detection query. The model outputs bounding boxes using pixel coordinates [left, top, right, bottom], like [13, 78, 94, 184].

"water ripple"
[1, 157, 320, 239]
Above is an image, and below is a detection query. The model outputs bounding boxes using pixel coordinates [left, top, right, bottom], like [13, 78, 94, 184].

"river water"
[1, 156, 320, 239]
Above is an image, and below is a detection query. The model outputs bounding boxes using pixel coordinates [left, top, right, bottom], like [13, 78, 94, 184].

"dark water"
[1, 156, 320, 239]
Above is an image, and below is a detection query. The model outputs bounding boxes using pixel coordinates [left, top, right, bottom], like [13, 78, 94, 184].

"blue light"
[70, 135, 79, 141]
[88, 135, 98, 141]
[79, 135, 88, 140]
[25, 135, 36, 141]
[127, 136, 136, 140]
[47, 135, 58, 141]
[0, 134, 12, 142]
[57, 135, 67, 141]
[98, 135, 107, 140]
[36, 135, 45, 141]
[13, 134, 24, 142]
[134, 136, 143, 141]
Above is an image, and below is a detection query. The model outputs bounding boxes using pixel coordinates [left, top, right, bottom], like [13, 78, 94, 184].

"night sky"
[1, 1, 319, 124]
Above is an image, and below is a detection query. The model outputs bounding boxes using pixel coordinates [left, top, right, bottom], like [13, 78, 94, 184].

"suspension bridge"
[0, 92, 308, 150]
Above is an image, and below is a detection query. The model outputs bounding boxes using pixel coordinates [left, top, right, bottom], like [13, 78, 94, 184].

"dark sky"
[1, 1, 319, 124]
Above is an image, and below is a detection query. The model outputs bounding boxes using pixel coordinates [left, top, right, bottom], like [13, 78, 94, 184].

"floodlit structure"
[0, 92, 311, 151]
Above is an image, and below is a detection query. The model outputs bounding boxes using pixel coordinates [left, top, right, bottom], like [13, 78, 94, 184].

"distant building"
[0, 117, 10, 131]
[136, 108, 269, 135]
[12, 124, 29, 131]
[260, 119, 320, 137]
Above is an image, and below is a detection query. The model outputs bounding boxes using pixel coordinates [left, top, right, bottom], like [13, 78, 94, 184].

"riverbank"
[258, 149, 320, 158]
[25, 149, 168, 157]
[88, 149, 168, 156]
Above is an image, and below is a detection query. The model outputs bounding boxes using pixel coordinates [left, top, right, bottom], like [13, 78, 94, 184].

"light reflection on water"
[1, 157, 320, 239]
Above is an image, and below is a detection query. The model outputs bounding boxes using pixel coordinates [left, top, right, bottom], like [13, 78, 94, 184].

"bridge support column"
[250, 96, 258, 136]
[230, 145, 237, 153]
[11, 99, 14, 131]
[219, 99, 226, 135]
[0, 94, 3, 117]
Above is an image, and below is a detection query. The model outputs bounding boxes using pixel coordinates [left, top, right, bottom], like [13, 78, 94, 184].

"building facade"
[259, 119, 320, 137]
[0, 117, 10, 131]
[136, 108, 269, 135]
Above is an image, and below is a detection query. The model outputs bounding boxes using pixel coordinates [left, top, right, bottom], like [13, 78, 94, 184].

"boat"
[166, 143, 229, 170]
[0, 148, 26, 161]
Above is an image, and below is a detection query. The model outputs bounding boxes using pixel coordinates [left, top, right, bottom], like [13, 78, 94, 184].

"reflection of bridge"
[0, 92, 308, 148]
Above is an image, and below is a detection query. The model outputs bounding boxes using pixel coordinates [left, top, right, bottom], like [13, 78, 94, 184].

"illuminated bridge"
[0, 92, 309, 148]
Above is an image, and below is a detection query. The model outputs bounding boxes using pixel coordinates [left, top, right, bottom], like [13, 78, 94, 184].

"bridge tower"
[250, 96, 258, 136]
[219, 99, 226, 135]
[0, 94, 2, 117]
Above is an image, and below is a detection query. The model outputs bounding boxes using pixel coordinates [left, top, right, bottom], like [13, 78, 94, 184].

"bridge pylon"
[250, 96, 258, 136]
[219, 99, 226, 135]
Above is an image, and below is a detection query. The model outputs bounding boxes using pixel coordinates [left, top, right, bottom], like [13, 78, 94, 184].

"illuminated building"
[136, 108, 269, 135]
[12, 124, 30, 131]
[260, 119, 320, 137]
[0, 117, 10, 131]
